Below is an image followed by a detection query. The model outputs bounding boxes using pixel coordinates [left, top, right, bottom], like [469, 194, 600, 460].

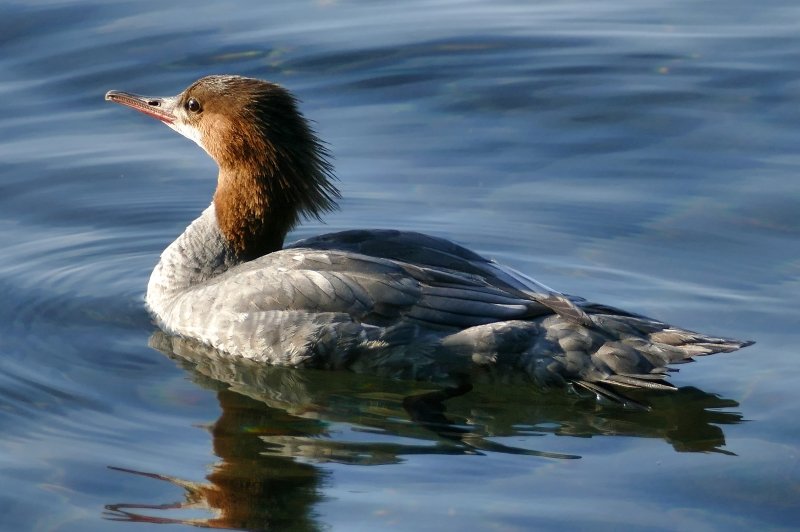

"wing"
[290, 229, 591, 325]
[184, 247, 555, 330]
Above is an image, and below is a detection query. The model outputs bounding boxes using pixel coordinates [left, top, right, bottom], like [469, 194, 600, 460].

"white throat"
[166, 120, 207, 154]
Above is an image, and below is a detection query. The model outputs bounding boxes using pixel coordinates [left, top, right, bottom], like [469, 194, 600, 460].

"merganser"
[105, 75, 751, 403]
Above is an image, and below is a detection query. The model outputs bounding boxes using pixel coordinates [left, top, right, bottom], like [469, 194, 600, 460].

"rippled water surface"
[1, 1, 799, 530]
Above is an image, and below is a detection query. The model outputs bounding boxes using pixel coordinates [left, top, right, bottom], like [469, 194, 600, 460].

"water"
[1, 0, 798, 530]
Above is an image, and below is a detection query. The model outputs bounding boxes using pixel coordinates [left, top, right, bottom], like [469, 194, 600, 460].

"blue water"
[1, 1, 798, 530]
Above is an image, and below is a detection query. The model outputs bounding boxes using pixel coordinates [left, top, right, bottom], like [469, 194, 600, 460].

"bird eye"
[186, 98, 201, 113]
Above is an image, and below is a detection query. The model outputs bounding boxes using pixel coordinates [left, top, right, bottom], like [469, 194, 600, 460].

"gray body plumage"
[147, 205, 749, 399]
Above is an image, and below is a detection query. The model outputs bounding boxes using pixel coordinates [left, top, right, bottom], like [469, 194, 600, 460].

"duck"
[105, 75, 751, 403]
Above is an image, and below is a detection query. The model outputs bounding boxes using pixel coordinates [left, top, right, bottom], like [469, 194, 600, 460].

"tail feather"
[593, 314, 752, 359]
[572, 380, 650, 410]
[603, 374, 676, 391]
[522, 311, 753, 404]
[617, 372, 675, 381]
[649, 328, 754, 352]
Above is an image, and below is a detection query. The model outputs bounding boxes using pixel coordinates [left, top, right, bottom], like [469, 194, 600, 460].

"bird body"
[106, 75, 751, 402]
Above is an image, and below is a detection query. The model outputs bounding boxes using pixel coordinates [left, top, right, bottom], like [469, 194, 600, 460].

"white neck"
[145, 204, 238, 320]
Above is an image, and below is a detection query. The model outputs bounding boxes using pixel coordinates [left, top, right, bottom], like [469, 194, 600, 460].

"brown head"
[106, 75, 339, 258]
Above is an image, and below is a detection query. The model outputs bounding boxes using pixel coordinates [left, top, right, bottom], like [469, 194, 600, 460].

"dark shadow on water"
[104, 332, 743, 529]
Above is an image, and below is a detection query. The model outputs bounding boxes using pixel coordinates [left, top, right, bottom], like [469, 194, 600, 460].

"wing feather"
[192, 233, 586, 330]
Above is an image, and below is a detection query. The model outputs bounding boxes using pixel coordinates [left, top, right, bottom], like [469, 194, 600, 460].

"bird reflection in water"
[104, 332, 742, 529]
